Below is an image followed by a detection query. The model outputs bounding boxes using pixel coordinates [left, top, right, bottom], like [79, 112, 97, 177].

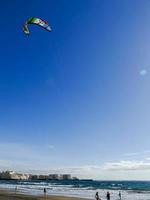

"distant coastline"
[0, 170, 84, 181]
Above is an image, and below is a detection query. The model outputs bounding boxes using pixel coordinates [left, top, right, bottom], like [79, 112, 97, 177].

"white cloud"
[145, 157, 150, 160]
[139, 69, 147, 76]
[143, 150, 150, 153]
[103, 160, 150, 171]
[124, 152, 139, 156]
[123, 150, 150, 157]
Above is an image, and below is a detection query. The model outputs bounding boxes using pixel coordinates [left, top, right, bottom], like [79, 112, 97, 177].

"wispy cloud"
[139, 69, 148, 76]
[124, 152, 139, 157]
[0, 143, 56, 170]
[123, 150, 150, 158]
[27, 162, 150, 177]
[143, 150, 150, 153]
[1, 143, 150, 179]
[103, 160, 150, 171]
[145, 157, 150, 160]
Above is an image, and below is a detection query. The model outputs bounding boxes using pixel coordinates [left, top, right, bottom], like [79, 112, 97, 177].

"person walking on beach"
[44, 188, 47, 196]
[119, 191, 121, 200]
[95, 192, 101, 200]
[15, 186, 17, 194]
[106, 191, 110, 200]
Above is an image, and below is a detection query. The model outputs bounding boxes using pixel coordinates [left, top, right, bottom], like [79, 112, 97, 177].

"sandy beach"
[0, 190, 88, 200]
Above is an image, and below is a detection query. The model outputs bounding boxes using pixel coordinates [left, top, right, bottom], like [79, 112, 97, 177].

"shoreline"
[0, 187, 150, 200]
[0, 189, 89, 200]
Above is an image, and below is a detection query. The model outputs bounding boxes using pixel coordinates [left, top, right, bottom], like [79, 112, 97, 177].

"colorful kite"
[23, 17, 51, 35]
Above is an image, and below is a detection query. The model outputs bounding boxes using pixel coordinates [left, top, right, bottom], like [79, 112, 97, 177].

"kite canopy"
[23, 17, 51, 35]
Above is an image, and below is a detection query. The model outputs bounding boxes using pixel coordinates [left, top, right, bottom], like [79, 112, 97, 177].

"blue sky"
[1, 0, 150, 179]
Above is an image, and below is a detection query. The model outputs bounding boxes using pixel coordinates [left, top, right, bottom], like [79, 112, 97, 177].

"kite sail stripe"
[23, 17, 51, 35]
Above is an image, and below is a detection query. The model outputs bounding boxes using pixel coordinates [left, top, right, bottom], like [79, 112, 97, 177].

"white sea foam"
[0, 182, 150, 200]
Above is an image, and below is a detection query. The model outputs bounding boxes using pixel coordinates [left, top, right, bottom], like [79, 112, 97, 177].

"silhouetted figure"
[119, 191, 121, 200]
[15, 186, 17, 194]
[95, 192, 101, 200]
[106, 191, 110, 200]
[44, 188, 47, 196]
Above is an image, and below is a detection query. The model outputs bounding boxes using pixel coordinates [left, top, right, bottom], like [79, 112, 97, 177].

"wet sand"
[0, 190, 88, 200]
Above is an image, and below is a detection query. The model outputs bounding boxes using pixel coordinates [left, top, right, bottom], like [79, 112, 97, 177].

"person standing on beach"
[106, 191, 110, 200]
[119, 191, 121, 200]
[44, 188, 47, 196]
[15, 186, 17, 194]
[95, 192, 101, 200]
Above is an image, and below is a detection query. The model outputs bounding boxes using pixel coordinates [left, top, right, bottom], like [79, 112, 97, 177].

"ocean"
[0, 180, 150, 200]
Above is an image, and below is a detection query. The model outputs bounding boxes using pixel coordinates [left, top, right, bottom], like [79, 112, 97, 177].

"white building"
[0, 171, 29, 180]
[60, 174, 71, 180]
[48, 174, 59, 180]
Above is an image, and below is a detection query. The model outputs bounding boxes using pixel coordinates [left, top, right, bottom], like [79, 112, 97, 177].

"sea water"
[0, 180, 150, 200]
